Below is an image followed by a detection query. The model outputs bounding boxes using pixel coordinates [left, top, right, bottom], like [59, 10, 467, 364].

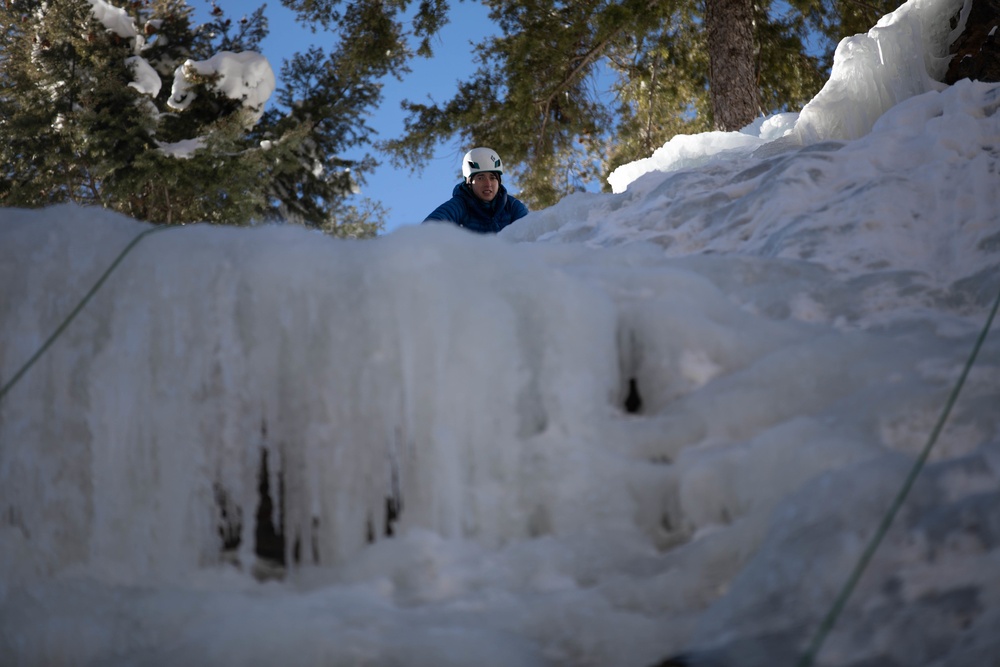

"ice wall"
[0, 208, 624, 582]
[791, 0, 966, 143]
[2, 192, 999, 667]
[2, 0, 1000, 661]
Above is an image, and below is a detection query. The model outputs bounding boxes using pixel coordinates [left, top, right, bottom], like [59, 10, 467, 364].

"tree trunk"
[705, 0, 759, 131]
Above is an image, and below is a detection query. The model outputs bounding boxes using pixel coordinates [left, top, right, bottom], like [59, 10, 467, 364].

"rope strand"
[797, 284, 1000, 667]
[0, 225, 175, 404]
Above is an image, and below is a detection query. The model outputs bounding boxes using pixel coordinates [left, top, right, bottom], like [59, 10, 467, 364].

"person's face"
[469, 172, 499, 202]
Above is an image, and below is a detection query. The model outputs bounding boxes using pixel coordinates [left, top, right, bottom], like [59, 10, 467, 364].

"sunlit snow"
[85, 0, 138, 41]
[167, 51, 276, 124]
[155, 137, 207, 158]
[125, 55, 162, 98]
[1, 0, 999, 665]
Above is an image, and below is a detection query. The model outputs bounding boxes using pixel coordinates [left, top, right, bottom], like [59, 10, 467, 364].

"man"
[423, 147, 529, 233]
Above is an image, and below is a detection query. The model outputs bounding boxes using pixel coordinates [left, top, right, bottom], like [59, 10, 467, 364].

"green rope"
[797, 283, 1000, 667]
[0, 224, 175, 404]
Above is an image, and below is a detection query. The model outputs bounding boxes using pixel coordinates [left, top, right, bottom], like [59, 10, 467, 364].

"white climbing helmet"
[462, 147, 503, 180]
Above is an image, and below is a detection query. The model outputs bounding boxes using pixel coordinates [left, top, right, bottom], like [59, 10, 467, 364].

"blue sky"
[208, 1, 500, 233]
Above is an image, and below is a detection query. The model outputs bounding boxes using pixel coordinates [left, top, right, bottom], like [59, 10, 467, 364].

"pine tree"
[0, 0, 384, 237]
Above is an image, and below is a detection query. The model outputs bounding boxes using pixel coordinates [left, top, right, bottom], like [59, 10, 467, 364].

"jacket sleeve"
[509, 197, 529, 223]
[423, 197, 466, 224]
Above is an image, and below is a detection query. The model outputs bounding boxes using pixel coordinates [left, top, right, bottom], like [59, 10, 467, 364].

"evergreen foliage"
[0, 0, 384, 237]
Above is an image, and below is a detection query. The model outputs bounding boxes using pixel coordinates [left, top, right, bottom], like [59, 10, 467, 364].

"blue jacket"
[423, 182, 529, 234]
